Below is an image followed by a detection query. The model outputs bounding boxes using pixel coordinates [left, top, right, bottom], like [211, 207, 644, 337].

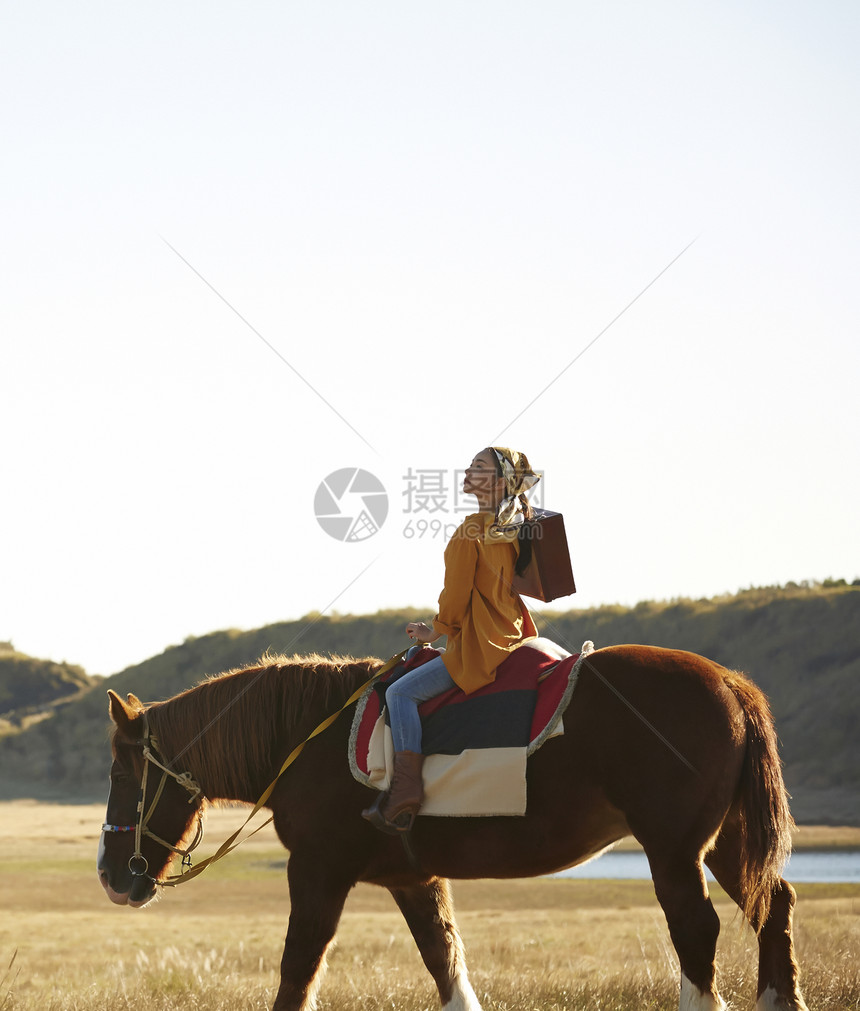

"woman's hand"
[406, 621, 436, 643]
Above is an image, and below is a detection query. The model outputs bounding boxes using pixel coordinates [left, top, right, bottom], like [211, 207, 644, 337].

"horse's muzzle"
[98, 866, 130, 905]
[97, 864, 157, 908]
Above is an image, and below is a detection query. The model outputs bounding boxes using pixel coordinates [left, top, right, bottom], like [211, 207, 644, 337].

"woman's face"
[463, 449, 505, 506]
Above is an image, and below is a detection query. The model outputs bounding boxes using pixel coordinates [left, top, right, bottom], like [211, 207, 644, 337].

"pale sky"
[2, 1, 858, 676]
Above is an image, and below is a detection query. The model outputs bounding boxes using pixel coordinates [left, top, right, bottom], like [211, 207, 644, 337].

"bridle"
[101, 710, 204, 885]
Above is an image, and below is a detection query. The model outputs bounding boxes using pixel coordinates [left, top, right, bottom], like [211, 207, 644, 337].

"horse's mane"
[145, 652, 382, 798]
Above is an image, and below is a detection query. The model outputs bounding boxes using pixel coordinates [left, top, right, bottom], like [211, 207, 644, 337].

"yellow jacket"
[432, 512, 537, 694]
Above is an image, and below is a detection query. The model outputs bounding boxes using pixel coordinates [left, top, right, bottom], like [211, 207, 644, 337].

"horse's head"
[97, 689, 203, 908]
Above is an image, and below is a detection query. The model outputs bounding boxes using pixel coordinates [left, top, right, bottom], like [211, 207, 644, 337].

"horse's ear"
[126, 692, 144, 710]
[108, 689, 142, 736]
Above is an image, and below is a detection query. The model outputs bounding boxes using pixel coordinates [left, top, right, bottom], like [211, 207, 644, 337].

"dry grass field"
[1, 801, 858, 1010]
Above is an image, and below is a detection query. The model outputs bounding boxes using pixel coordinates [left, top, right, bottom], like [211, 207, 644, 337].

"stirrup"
[362, 794, 418, 835]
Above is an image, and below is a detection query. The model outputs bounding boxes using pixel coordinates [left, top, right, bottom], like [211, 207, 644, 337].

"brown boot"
[362, 750, 425, 834]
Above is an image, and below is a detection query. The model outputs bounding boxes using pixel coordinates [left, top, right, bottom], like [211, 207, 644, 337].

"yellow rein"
[154, 647, 409, 887]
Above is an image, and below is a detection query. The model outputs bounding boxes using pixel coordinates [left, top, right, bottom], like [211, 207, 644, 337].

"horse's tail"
[721, 670, 795, 931]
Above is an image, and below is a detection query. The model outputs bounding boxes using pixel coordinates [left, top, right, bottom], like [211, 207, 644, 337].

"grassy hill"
[0, 643, 96, 733]
[0, 582, 857, 823]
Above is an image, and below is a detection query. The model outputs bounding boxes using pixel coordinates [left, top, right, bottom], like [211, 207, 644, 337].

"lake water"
[554, 849, 860, 883]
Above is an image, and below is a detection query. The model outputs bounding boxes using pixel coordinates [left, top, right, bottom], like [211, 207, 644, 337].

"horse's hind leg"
[649, 856, 726, 1010]
[705, 824, 809, 1011]
[389, 877, 482, 1011]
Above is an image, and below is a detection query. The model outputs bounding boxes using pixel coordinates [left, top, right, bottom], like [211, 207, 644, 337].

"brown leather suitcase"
[511, 509, 576, 602]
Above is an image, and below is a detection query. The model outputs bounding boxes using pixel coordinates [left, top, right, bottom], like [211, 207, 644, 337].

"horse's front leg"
[272, 854, 352, 1011]
[389, 876, 482, 1011]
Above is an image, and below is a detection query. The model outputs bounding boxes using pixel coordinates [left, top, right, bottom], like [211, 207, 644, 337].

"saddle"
[348, 639, 594, 817]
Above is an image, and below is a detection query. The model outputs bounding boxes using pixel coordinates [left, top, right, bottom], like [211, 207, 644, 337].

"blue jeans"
[385, 654, 457, 754]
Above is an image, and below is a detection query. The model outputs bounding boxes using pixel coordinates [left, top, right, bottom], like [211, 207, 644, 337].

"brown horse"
[98, 645, 809, 1011]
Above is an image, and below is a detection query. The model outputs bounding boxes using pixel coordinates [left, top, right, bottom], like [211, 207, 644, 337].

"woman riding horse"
[362, 445, 541, 833]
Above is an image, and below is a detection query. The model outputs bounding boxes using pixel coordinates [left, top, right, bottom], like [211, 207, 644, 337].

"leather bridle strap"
[123, 711, 205, 879]
[141, 733, 203, 803]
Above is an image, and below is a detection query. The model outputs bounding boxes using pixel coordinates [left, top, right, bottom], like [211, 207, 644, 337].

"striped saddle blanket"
[348, 640, 593, 817]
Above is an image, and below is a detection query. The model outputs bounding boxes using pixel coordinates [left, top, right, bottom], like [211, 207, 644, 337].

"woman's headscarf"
[488, 446, 540, 536]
